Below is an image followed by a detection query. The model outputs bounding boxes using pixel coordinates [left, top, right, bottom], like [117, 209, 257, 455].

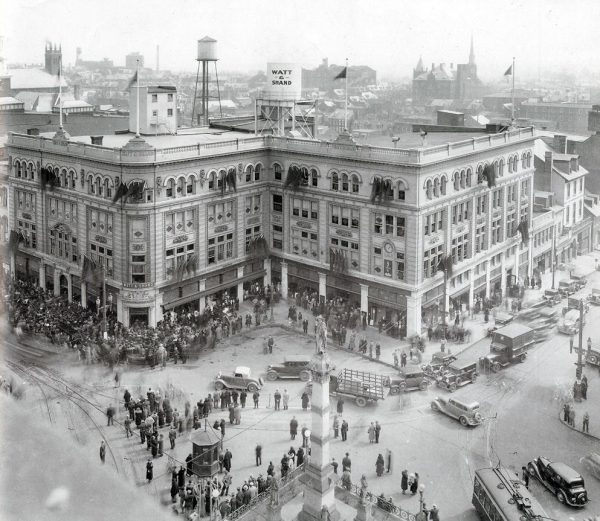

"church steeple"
[416, 55, 424, 72]
[469, 34, 475, 65]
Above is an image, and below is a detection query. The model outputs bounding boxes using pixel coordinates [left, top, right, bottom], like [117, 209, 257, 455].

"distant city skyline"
[2, 0, 599, 82]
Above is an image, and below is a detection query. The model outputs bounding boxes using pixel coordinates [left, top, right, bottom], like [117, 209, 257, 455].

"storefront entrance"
[129, 308, 149, 327]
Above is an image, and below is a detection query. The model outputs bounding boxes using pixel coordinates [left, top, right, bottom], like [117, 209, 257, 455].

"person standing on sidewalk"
[583, 412, 590, 433]
[333, 415, 340, 438]
[569, 408, 576, 427]
[255, 443, 262, 466]
[563, 403, 570, 422]
[375, 421, 381, 443]
[375, 343, 381, 360]
[570, 334, 574, 354]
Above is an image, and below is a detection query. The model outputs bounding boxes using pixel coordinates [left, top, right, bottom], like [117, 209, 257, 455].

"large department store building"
[6, 89, 537, 335]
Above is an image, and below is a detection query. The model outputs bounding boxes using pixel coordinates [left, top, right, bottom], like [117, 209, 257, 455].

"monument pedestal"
[354, 500, 372, 521]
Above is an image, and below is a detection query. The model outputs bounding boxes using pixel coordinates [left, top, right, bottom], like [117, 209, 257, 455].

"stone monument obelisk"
[297, 316, 339, 521]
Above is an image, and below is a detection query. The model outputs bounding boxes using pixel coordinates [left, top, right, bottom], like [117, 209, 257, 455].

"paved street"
[3, 254, 600, 520]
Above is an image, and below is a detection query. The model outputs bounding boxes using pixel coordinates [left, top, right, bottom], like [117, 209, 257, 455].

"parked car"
[582, 453, 600, 481]
[422, 351, 457, 378]
[430, 396, 482, 426]
[480, 323, 535, 372]
[214, 366, 264, 392]
[527, 456, 588, 507]
[387, 367, 429, 393]
[558, 280, 578, 297]
[543, 288, 562, 306]
[571, 273, 588, 290]
[436, 361, 479, 391]
[588, 288, 600, 306]
[266, 355, 312, 381]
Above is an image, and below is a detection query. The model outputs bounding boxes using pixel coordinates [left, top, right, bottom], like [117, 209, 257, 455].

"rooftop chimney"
[553, 134, 567, 153]
[544, 151, 553, 175]
[91, 136, 104, 145]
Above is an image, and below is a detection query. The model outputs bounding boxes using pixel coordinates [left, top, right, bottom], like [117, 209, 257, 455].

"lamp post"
[576, 298, 584, 380]
[418, 483, 426, 512]
[96, 297, 101, 317]
[551, 232, 556, 289]
[108, 293, 113, 313]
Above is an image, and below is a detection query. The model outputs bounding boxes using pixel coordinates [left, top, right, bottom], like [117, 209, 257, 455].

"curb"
[557, 410, 599, 441]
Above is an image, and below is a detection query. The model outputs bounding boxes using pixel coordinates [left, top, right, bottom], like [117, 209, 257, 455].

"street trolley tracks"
[6, 361, 121, 475]
[7, 360, 55, 425]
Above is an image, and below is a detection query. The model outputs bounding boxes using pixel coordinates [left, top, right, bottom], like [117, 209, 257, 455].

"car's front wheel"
[459, 416, 468, 426]
[492, 362, 502, 373]
[266, 371, 278, 381]
[519, 353, 527, 363]
[299, 371, 311, 382]
[247, 383, 258, 392]
[431, 402, 439, 412]
[419, 381, 428, 391]
[214, 381, 224, 391]
[556, 490, 566, 504]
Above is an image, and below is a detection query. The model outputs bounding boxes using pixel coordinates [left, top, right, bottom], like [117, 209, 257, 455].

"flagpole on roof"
[136, 59, 140, 138]
[344, 58, 348, 131]
[58, 54, 63, 129]
[511, 57, 515, 125]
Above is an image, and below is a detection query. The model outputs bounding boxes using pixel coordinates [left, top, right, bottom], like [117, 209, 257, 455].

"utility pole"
[102, 263, 107, 340]
[551, 232, 556, 289]
[576, 298, 584, 379]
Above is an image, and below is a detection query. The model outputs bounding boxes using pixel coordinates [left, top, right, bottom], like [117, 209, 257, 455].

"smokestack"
[156, 45, 159, 72]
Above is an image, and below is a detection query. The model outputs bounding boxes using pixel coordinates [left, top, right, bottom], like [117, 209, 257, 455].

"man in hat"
[255, 443, 263, 466]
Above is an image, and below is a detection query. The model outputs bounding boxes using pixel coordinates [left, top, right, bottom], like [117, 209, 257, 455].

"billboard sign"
[265, 62, 301, 100]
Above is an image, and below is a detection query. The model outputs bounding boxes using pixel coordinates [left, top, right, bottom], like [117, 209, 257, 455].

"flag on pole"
[127, 70, 138, 90]
[82, 254, 103, 286]
[334, 67, 347, 80]
[503, 65, 513, 76]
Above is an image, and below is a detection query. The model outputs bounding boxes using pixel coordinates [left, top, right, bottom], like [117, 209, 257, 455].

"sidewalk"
[558, 403, 599, 441]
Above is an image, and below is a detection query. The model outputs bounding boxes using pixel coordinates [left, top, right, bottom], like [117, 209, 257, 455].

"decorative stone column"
[264, 258, 272, 288]
[468, 274, 475, 310]
[81, 281, 88, 308]
[39, 263, 46, 290]
[53, 269, 60, 297]
[281, 261, 288, 300]
[318, 272, 327, 301]
[485, 263, 491, 299]
[199, 279, 207, 313]
[405, 294, 422, 337]
[297, 319, 339, 521]
[500, 252, 507, 299]
[360, 283, 369, 314]
[237, 266, 245, 302]
[116, 295, 125, 326]
[66, 273, 72, 303]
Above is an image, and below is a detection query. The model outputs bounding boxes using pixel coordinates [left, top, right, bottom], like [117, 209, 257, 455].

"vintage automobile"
[387, 367, 430, 393]
[214, 366, 264, 392]
[543, 288, 562, 306]
[480, 323, 535, 372]
[582, 453, 600, 481]
[422, 351, 457, 378]
[588, 288, 600, 305]
[430, 396, 482, 426]
[266, 355, 312, 381]
[586, 348, 600, 367]
[558, 280, 578, 297]
[571, 273, 588, 290]
[527, 456, 588, 507]
[558, 309, 585, 335]
[436, 360, 479, 391]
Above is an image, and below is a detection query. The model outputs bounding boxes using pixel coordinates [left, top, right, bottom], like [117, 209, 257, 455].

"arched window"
[166, 178, 175, 197]
[466, 168, 472, 187]
[527, 152, 532, 168]
[186, 176, 195, 195]
[104, 178, 111, 198]
[300, 167, 309, 186]
[176, 177, 185, 196]
[331, 172, 339, 191]
[398, 181, 407, 200]
[208, 171, 216, 190]
[245, 165, 254, 183]
[460, 170, 466, 189]
[498, 159, 505, 176]
[69, 171, 76, 188]
[88, 175, 95, 194]
[351, 174, 359, 193]
[425, 179, 433, 200]
[341, 173, 349, 192]
[274, 163, 282, 181]
[217, 170, 226, 190]
[453, 172, 460, 191]
[440, 176, 447, 195]
[254, 164, 261, 181]
[433, 178, 440, 197]
[96, 177, 103, 196]
[311, 169, 319, 188]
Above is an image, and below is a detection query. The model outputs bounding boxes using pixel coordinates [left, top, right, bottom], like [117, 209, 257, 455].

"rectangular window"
[272, 225, 283, 250]
[272, 194, 282, 213]
[167, 108, 173, 116]
[331, 205, 339, 225]
[168, 93, 173, 102]
[152, 94, 158, 102]
[152, 110, 158, 117]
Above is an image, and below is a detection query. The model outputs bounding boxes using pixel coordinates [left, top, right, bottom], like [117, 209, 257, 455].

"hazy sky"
[2, 0, 599, 81]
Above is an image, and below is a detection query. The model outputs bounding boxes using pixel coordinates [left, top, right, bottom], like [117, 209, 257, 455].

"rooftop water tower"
[191, 36, 222, 127]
